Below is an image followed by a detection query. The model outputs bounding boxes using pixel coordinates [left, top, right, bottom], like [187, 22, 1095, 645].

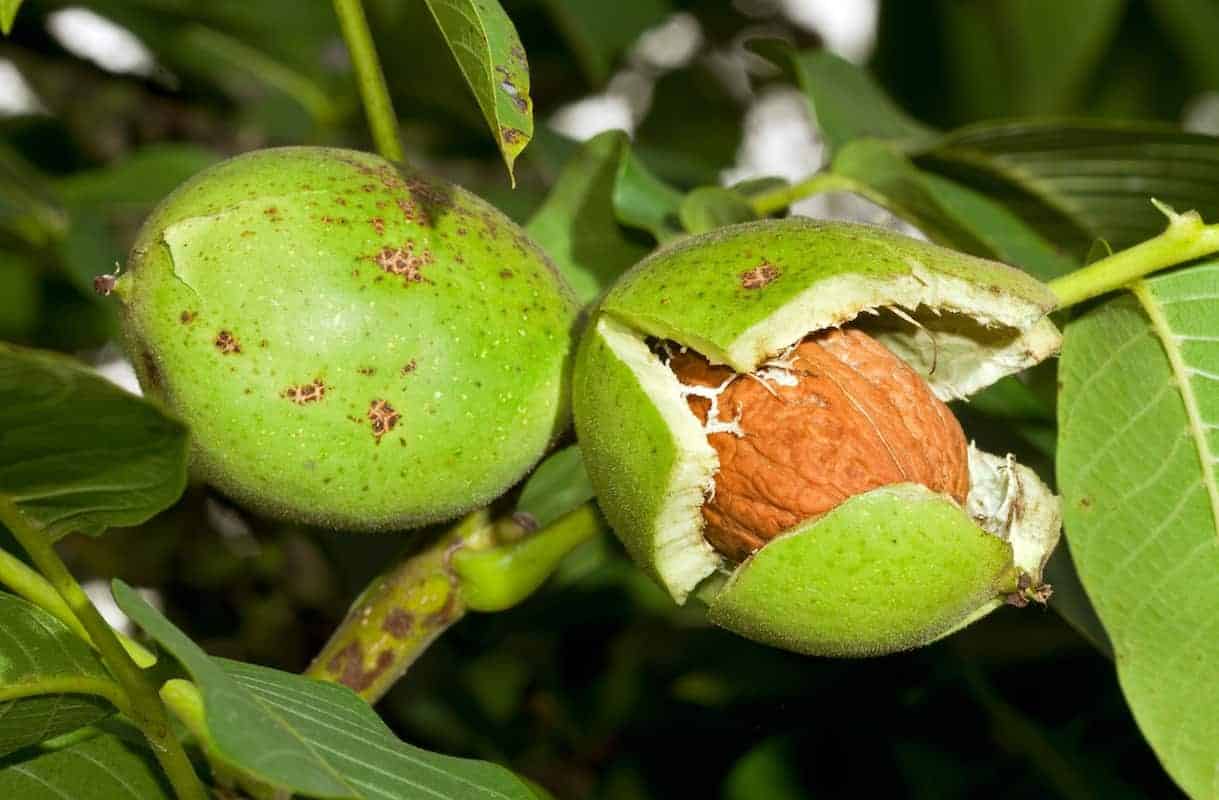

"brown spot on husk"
[368, 399, 400, 443]
[370, 217, 385, 235]
[375, 244, 434, 284]
[283, 378, 326, 404]
[400, 360, 417, 376]
[396, 197, 431, 226]
[740, 262, 779, 289]
[214, 331, 242, 354]
[180, 310, 197, 324]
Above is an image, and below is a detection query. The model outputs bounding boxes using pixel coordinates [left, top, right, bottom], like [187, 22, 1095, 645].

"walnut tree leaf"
[525, 130, 650, 304]
[0, 0, 22, 35]
[1058, 261, 1219, 798]
[0, 592, 116, 757]
[0, 732, 172, 799]
[113, 580, 537, 800]
[421, 0, 533, 183]
[0, 344, 189, 540]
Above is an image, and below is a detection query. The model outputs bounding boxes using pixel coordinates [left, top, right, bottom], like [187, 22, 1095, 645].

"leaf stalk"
[747, 171, 864, 216]
[1049, 204, 1219, 309]
[306, 503, 603, 703]
[332, 0, 405, 163]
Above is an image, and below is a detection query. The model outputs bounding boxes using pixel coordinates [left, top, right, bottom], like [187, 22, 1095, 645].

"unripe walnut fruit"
[668, 328, 970, 562]
[111, 147, 576, 531]
[574, 219, 1065, 657]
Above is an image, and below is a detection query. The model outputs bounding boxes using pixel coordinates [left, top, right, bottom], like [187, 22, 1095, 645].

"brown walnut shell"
[669, 327, 970, 562]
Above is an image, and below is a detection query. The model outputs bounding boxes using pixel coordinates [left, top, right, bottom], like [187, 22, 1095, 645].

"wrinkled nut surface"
[668, 327, 970, 561]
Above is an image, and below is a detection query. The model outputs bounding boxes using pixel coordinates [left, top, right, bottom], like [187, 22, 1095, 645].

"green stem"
[306, 510, 492, 703]
[306, 504, 604, 704]
[452, 504, 604, 612]
[0, 546, 156, 667]
[0, 677, 132, 718]
[332, 0, 404, 163]
[748, 172, 864, 216]
[1049, 204, 1219, 309]
[0, 501, 206, 800]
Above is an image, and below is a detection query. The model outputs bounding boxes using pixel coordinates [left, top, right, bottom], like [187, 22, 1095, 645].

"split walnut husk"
[573, 218, 1062, 657]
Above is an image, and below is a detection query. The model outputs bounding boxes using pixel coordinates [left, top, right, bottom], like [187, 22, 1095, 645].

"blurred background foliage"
[0, 0, 1208, 796]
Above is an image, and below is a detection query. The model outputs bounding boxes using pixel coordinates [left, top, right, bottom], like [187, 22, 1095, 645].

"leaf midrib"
[1133, 281, 1219, 544]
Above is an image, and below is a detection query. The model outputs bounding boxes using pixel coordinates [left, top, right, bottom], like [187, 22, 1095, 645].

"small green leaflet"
[0, 593, 117, 757]
[515, 445, 595, 530]
[0, 344, 189, 540]
[0, 0, 21, 35]
[1058, 262, 1219, 798]
[526, 130, 650, 304]
[614, 148, 683, 243]
[722, 737, 805, 800]
[0, 144, 67, 246]
[422, 0, 532, 183]
[678, 187, 758, 235]
[113, 581, 537, 800]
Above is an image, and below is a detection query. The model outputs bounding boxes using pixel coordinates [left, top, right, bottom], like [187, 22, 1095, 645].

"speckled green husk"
[574, 218, 1061, 656]
[600, 217, 1058, 372]
[117, 147, 577, 531]
[707, 485, 1018, 657]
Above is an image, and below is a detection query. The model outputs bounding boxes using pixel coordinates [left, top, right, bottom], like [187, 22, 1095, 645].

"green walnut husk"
[573, 218, 1062, 657]
[114, 147, 577, 531]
